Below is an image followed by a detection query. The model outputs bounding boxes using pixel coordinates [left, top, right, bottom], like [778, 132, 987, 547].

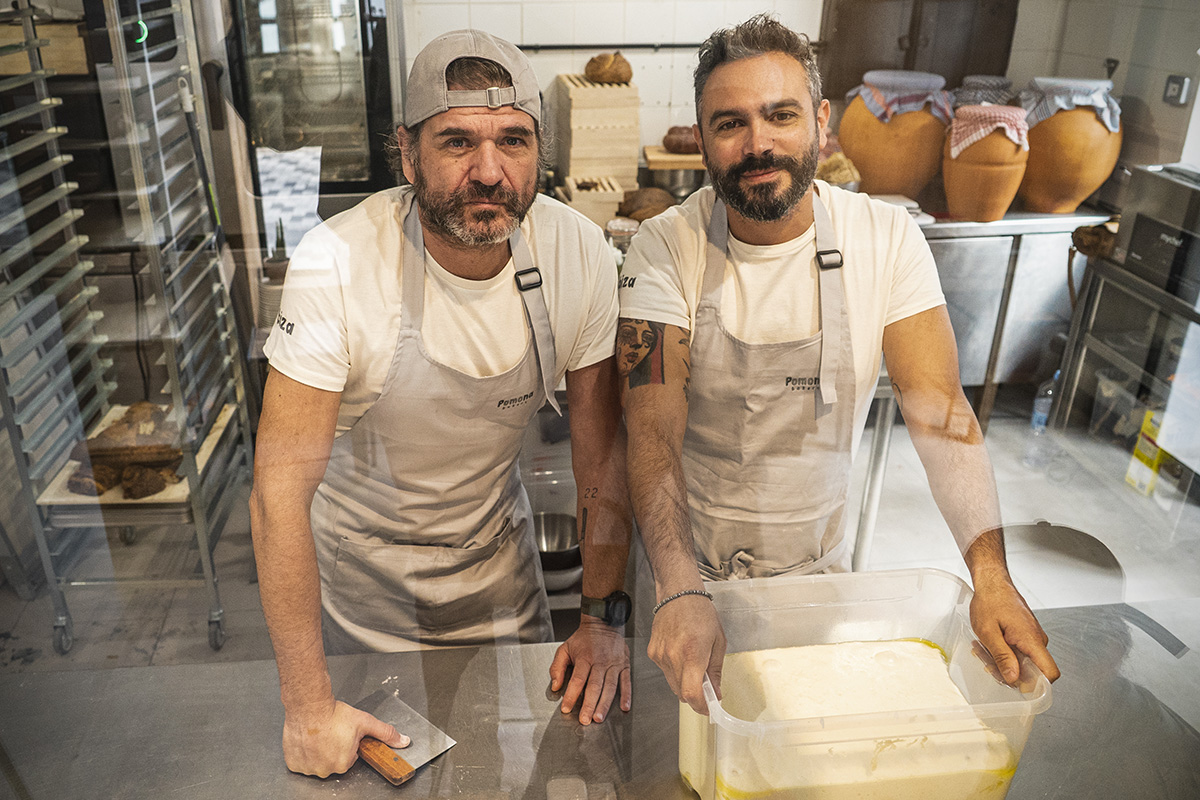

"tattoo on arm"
[579, 507, 588, 543]
[617, 319, 668, 388]
[680, 335, 691, 402]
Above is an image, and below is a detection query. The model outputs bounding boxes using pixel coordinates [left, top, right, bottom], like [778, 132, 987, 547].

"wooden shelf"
[643, 145, 704, 171]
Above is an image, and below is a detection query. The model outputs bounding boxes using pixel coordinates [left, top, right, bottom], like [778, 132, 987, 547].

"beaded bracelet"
[652, 589, 714, 616]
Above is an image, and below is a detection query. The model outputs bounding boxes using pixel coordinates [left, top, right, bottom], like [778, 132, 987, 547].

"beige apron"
[684, 194, 856, 580]
[312, 200, 557, 652]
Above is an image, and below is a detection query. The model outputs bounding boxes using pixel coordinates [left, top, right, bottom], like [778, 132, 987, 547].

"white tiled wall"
[1008, 0, 1200, 165]
[1182, 88, 1200, 167]
[1006, 0, 1069, 90]
[400, 0, 824, 152]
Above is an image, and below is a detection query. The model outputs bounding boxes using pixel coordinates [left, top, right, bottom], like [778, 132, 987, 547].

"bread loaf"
[70, 403, 182, 467]
[121, 465, 167, 500]
[815, 152, 861, 186]
[618, 187, 676, 222]
[584, 52, 632, 84]
[67, 463, 121, 496]
[662, 126, 699, 154]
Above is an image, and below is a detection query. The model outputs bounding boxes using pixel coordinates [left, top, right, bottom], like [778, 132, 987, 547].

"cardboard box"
[1125, 409, 1168, 495]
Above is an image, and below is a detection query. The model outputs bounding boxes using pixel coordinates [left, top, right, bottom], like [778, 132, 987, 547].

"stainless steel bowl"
[652, 168, 707, 203]
[533, 512, 581, 572]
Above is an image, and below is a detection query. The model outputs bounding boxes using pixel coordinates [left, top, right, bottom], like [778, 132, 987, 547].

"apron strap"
[812, 193, 843, 411]
[509, 231, 561, 415]
[400, 201, 428, 332]
[701, 199, 729, 304]
[401, 199, 561, 415]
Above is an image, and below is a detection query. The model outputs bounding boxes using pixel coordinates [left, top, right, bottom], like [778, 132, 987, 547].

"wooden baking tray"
[643, 145, 705, 171]
[38, 404, 236, 508]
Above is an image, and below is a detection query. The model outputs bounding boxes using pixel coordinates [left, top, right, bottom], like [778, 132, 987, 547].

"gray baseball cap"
[404, 30, 541, 127]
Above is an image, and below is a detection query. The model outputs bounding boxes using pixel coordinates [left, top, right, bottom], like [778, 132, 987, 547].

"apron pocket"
[328, 517, 546, 643]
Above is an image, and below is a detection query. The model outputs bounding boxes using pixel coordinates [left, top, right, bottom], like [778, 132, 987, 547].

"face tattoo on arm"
[617, 319, 666, 387]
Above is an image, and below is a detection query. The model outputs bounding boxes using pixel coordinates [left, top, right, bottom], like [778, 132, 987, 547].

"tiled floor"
[0, 490, 274, 674]
[1, 392, 1197, 674]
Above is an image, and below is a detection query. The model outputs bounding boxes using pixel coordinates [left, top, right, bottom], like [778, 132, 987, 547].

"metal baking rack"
[1, 0, 254, 654]
[1, 0, 117, 651]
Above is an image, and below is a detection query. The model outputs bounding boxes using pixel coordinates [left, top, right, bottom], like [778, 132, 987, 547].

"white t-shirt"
[619, 182, 945, 451]
[265, 187, 619, 433]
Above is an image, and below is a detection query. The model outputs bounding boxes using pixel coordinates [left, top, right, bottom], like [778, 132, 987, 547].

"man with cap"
[251, 30, 632, 776]
[618, 15, 1060, 714]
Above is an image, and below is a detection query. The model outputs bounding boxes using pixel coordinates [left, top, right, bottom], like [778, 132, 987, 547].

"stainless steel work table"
[1, 599, 1198, 799]
[919, 209, 1109, 431]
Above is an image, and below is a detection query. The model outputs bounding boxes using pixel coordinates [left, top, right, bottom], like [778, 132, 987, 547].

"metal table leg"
[974, 235, 1023, 434]
[852, 390, 897, 572]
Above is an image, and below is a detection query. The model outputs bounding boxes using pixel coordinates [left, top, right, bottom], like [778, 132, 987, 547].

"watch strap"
[580, 590, 631, 627]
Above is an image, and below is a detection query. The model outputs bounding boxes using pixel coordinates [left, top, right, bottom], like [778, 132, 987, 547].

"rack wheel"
[119, 526, 136, 545]
[208, 620, 226, 650]
[54, 626, 73, 655]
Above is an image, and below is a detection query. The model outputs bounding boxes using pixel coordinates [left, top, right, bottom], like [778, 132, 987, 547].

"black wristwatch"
[580, 590, 632, 628]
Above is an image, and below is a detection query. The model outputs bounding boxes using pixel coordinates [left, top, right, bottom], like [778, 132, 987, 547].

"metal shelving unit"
[1, 0, 254, 654]
[1, 0, 117, 652]
[1056, 256, 1199, 431]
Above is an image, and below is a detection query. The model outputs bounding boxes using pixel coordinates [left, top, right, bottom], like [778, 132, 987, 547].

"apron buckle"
[514, 267, 543, 291]
[816, 249, 843, 270]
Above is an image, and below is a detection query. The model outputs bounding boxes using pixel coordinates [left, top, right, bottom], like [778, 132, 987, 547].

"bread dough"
[680, 640, 1016, 800]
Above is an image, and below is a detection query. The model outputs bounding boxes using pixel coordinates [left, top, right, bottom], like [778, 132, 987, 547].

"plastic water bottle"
[1023, 370, 1060, 469]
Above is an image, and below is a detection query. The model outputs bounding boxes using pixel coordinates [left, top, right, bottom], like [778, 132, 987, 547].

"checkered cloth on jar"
[948, 105, 1030, 158]
[1020, 77, 1121, 132]
[846, 70, 954, 125]
[953, 75, 1013, 108]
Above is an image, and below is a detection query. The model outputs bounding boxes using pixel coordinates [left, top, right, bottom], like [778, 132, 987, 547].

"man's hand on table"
[970, 572, 1061, 686]
[549, 616, 632, 724]
[648, 594, 726, 715]
[282, 697, 410, 778]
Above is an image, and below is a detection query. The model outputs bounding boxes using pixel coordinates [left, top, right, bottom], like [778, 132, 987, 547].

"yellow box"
[1125, 410, 1167, 495]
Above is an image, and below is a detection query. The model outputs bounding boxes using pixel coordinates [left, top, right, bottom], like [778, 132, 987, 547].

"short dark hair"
[385, 57, 548, 183]
[693, 14, 822, 123]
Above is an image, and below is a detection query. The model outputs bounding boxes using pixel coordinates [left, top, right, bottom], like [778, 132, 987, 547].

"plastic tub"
[679, 569, 1052, 800]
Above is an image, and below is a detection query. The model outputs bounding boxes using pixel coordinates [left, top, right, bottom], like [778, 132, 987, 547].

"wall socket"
[1164, 75, 1191, 106]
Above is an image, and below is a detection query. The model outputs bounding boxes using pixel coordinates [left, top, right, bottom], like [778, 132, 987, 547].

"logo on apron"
[497, 390, 535, 409]
[785, 376, 820, 391]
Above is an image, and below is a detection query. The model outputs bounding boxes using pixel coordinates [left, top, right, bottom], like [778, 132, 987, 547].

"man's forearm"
[617, 320, 700, 600]
[962, 527, 1010, 585]
[575, 422, 633, 600]
[626, 422, 704, 598]
[250, 487, 333, 713]
[900, 388, 1006, 561]
[565, 359, 634, 601]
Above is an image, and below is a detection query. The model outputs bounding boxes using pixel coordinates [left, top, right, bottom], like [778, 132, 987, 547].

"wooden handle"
[358, 737, 416, 786]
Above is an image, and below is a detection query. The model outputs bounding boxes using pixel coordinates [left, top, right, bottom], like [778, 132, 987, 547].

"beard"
[411, 162, 536, 246]
[707, 140, 819, 223]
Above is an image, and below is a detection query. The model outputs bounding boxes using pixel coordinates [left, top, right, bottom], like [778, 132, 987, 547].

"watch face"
[583, 591, 631, 627]
[607, 591, 631, 627]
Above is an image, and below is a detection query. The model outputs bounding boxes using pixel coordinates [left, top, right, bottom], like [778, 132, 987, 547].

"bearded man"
[617, 14, 1060, 714]
[251, 30, 632, 777]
